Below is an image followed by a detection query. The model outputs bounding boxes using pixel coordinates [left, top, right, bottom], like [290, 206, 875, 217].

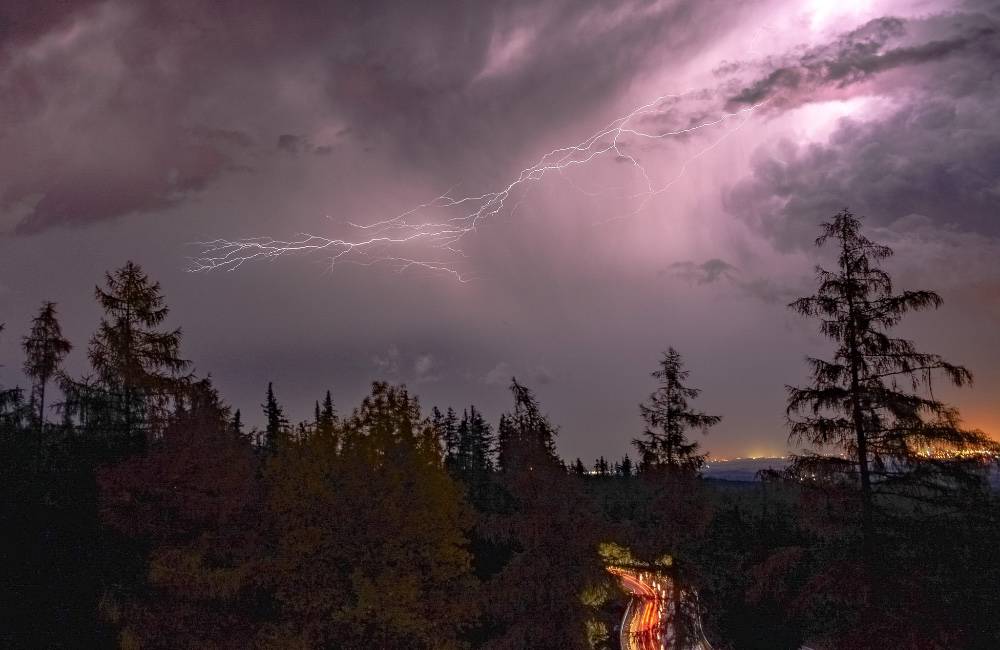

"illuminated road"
[610, 568, 667, 650]
[609, 568, 713, 650]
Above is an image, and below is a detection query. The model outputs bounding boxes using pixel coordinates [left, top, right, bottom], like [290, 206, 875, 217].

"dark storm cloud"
[725, 5, 1000, 248]
[0, 0, 752, 235]
[0, 0, 104, 49]
[728, 95, 1000, 247]
[668, 258, 738, 284]
[9, 139, 237, 235]
[729, 14, 997, 109]
[307, 0, 728, 158]
[277, 134, 337, 156]
[666, 259, 802, 304]
[0, 1, 261, 234]
[276, 135, 304, 154]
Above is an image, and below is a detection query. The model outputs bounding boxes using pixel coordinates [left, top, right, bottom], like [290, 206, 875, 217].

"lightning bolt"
[190, 93, 764, 281]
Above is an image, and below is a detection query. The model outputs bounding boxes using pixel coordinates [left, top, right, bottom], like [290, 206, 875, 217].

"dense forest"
[2, 211, 999, 649]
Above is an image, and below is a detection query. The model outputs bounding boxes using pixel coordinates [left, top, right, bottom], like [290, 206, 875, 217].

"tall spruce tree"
[462, 405, 494, 476]
[620, 453, 634, 477]
[22, 302, 72, 430]
[432, 406, 459, 468]
[634, 348, 720, 472]
[86, 261, 189, 441]
[456, 410, 473, 472]
[451, 405, 494, 506]
[230, 408, 244, 437]
[317, 389, 337, 437]
[786, 209, 997, 540]
[262, 382, 289, 450]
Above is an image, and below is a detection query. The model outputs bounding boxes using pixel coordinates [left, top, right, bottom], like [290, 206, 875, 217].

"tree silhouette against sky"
[634, 347, 720, 473]
[786, 209, 998, 546]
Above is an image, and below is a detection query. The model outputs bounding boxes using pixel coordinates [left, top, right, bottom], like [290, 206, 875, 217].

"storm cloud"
[0, 0, 755, 234]
[725, 2, 1000, 247]
[1, 0, 998, 461]
[728, 14, 997, 109]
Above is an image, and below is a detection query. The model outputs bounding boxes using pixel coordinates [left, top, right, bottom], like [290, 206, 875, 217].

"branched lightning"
[190, 94, 765, 281]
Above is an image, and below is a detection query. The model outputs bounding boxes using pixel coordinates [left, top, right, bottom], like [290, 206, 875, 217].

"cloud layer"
[2, 0, 998, 460]
[0, 0, 756, 234]
[726, 4, 1000, 246]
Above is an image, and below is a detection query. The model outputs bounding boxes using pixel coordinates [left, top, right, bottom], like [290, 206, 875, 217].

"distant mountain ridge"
[702, 456, 1000, 488]
[702, 457, 790, 482]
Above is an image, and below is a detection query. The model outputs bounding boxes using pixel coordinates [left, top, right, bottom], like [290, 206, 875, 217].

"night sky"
[1, 0, 998, 461]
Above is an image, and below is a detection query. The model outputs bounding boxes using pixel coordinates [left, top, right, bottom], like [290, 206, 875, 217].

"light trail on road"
[610, 567, 666, 650]
[609, 566, 714, 650]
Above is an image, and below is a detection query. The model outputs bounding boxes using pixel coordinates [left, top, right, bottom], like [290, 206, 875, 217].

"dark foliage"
[2, 242, 998, 649]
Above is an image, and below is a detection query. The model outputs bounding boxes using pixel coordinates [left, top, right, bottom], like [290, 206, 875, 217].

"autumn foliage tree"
[260, 382, 478, 648]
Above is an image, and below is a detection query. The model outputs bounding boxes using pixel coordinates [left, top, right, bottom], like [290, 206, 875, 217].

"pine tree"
[230, 409, 244, 437]
[22, 302, 72, 431]
[786, 209, 998, 541]
[464, 405, 494, 475]
[317, 390, 337, 437]
[86, 261, 190, 441]
[497, 413, 513, 473]
[572, 458, 586, 476]
[432, 406, 459, 468]
[431, 407, 445, 457]
[456, 410, 473, 473]
[261, 382, 289, 450]
[448, 405, 495, 506]
[620, 454, 634, 477]
[170, 376, 231, 431]
[497, 378, 559, 473]
[634, 348, 720, 472]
